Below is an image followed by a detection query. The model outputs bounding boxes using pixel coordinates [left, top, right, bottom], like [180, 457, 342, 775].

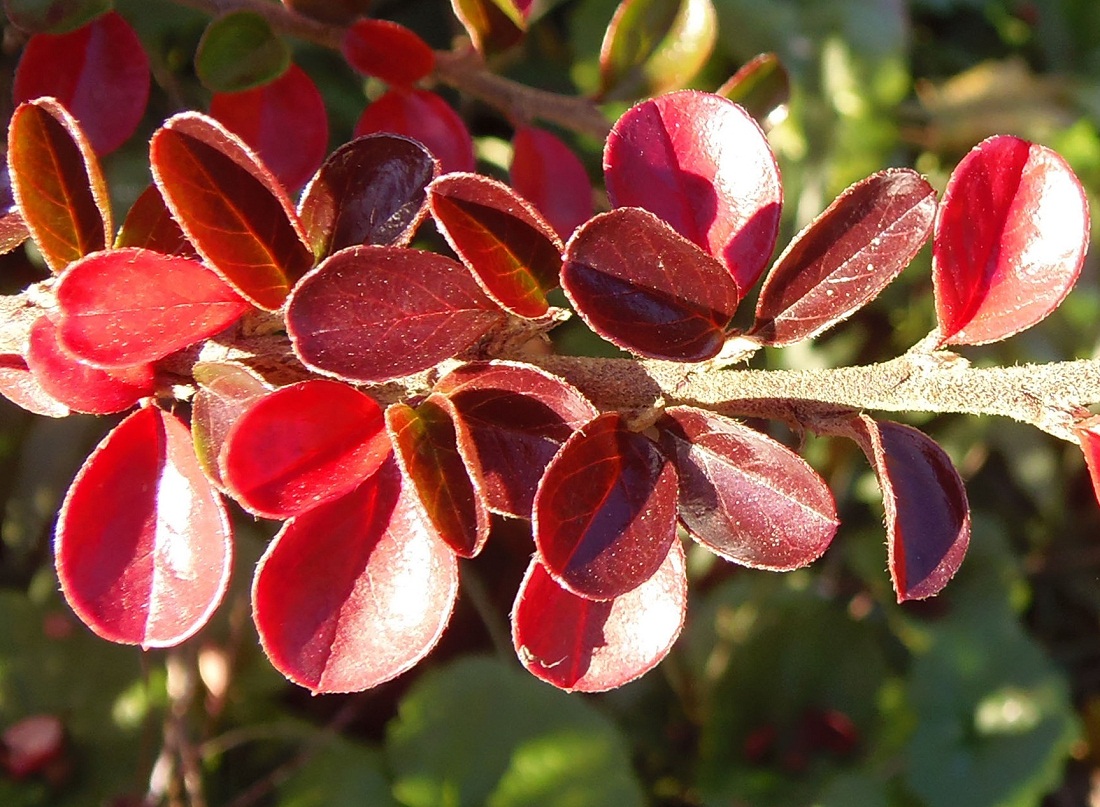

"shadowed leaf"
[195, 11, 290, 93]
[191, 361, 273, 490]
[342, 19, 435, 86]
[355, 89, 475, 175]
[115, 185, 199, 258]
[510, 125, 593, 241]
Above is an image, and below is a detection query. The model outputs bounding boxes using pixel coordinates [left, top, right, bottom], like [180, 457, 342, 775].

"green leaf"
[195, 11, 290, 93]
[277, 740, 399, 807]
[3, 0, 110, 33]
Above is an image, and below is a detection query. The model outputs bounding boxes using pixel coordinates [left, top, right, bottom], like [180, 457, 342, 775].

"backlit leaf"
[195, 11, 290, 93]
[7, 98, 110, 272]
[0, 164, 30, 255]
[342, 19, 436, 86]
[512, 541, 686, 692]
[150, 112, 314, 310]
[751, 169, 936, 346]
[534, 412, 678, 600]
[115, 185, 198, 258]
[354, 89, 476, 175]
[451, 0, 527, 55]
[55, 406, 233, 647]
[657, 406, 838, 570]
[429, 172, 562, 318]
[4, 0, 109, 34]
[562, 207, 739, 361]
[716, 52, 790, 129]
[933, 135, 1089, 346]
[253, 459, 458, 693]
[287, 245, 506, 384]
[55, 248, 251, 368]
[0, 354, 69, 417]
[221, 378, 390, 520]
[191, 361, 272, 490]
[510, 125, 593, 241]
[604, 90, 782, 291]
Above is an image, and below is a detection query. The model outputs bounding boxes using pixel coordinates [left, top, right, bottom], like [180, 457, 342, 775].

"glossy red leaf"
[209, 64, 328, 194]
[434, 361, 598, 518]
[451, 0, 526, 54]
[751, 169, 937, 346]
[287, 245, 506, 384]
[849, 415, 970, 602]
[562, 207, 739, 361]
[354, 89, 476, 175]
[512, 540, 686, 692]
[428, 172, 562, 319]
[386, 394, 490, 558]
[252, 458, 459, 693]
[510, 125, 593, 241]
[342, 19, 435, 87]
[716, 52, 790, 129]
[13, 13, 150, 155]
[7, 97, 111, 273]
[55, 248, 251, 368]
[1076, 419, 1100, 510]
[933, 135, 1089, 346]
[0, 354, 70, 417]
[26, 315, 154, 414]
[657, 406, 838, 570]
[604, 90, 781, 291]
[115, 185, 199, 258]
[221, 378, 390, 519]
[150, 112, 314, 311]
[191, 361, 273, 490]
[534, 412, 678, 600]
[55, 406, 233, 647]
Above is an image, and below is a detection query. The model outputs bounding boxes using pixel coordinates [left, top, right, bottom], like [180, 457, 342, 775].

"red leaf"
[341, 19, 436, 86]
[434, 360, 598, 517]
[428, 172, 562, 319]
[562, 207, 739, 361]
[55, 248, 251, 368]
[191, 361, 273, 490]
[209, 64, 329, 193]
[13, 13, 150, 155]
[386, 394, 490, 558]
[221, 378, 390, 519]
[657, 406, 838, 570]
[298, 134, 438, 258]
[2, 715, 66, 780]
[849, 415, 970, 601]
[933, 135, 1089, 346]
[0, 354, 69, 417]
[115, 185, 199, 258]
[26, 315, 154, 414]
[751, 169, 936, 346]
[354, 89, 475, 175]
[150, 112, 314, 311]
[534, 412, 678, 600]
[512, 541, 686, 692]
[510, 125, 593, 241]
[0, 165, 30, 255]
[7, 97, 111, 272]
[252, 459, 459, 693]
[604, 90, 781, 291]
[1076, 419, 1100, 510]
[287, 245, 506, 384]
[55, 406, 233, 647]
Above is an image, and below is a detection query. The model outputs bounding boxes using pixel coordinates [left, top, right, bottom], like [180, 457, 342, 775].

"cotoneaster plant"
[0, 3, 1096, 701]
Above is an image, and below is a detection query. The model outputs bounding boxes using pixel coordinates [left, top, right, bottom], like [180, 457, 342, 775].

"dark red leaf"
[451, 0, 526, 54]
[716, 52, 790, 129]
[604, 90, 781, 291]
[342, 19, 436, 86]
[933, 135, 1089, 346]
[221, 378, 390, 519]
[7, 97, 110, 273]
[512, 541, 686, 692]
[287, 245, 506, 384]
[429, 172, 562, 319]
[510, 125, 593, 241]
[386, 394, 490, 558]
[191, 361, 273, 490]
[298, 134, 438, 259]
[0, 354, 69, 417]
[433, 360, 598, 517]
[562, 207, 739, 361]
[56, 406, 233, 647]
[209, 64, 328, 194]
[534, 412, 678, 600]
[13, 13, 150, 155]
[849, 415, 970, 602]
[55, 248, 250, 368]
[115, 185, 199, 258]
[150, 112, 314, 311]
[751, 169, 937, 347]
[252, 458, 459, 693]
[354, 89, 475, 175]
[657, 406, 837, 570]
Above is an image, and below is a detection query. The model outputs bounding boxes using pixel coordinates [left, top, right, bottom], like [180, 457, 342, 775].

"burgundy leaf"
[252, 458, 459, 693]
[354, 88, 475, 175]
[115, 185, 199, 258]
[55, 406, 233, 647]
[512, 541, 686, 692]
[287, 245, 506, 384]
[428, 172, 562, 318]
[751, 169, 937, 346]
[0, 354, 69, 417]
[534, 412, 678, 600]
[510, 125, 593, 241]
[220, 378, 390, 519]
[191, 361, 273, 490]
[604, 90, 782, 290]
[341, 18, 435, 86]
[657, 406, 838, 570]
[933, 135, 1089, 346]
[298, 134, 439, 258]
[562, 207, 739, 361]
